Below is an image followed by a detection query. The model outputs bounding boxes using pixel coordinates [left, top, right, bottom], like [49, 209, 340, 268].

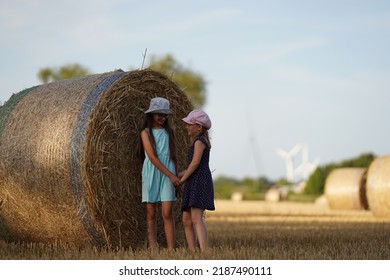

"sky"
[1, 0, 389, 181]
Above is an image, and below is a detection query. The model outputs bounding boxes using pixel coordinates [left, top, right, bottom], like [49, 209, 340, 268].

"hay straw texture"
[0, 69, 193, 248]
[366, 155, 390, 217]
[324, 168, 368, 210]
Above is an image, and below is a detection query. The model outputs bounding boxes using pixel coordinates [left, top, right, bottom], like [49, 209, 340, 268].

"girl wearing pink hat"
[179, 109, 215, 252]
[138, 97, 181, 251]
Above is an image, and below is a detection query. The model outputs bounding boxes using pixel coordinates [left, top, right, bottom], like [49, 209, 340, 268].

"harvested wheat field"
[206, 200, 390, 260]
[1, 199, 390, 260]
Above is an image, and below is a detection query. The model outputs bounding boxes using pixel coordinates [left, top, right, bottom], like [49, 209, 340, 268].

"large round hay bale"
[324, 168, 368, 210]
[0, 69, 193, 248]
[366, 155, 390, 217]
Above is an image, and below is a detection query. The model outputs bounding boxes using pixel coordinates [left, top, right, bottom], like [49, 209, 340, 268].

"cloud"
[269, 66, 349, 88]
[67, 18, 126, 48]
[239, 37, 329, 64]
[153, 8, 241, 34]
[269, 65, 390, 95]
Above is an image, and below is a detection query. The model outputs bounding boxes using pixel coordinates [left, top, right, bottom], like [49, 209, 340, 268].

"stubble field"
[1, 199, 389, 260]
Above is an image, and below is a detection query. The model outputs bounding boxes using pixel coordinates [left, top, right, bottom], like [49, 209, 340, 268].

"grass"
[0, 200, 390, 259]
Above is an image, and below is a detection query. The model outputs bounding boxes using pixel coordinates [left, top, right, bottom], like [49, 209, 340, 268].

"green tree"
[276, 178, 292, 186]
[213, 176, 240, 199]
[38, 63, 91, 84]
[147, 54, 207, 108]
[251, 176, 274, 192]
[304, 167, 326, 195]
[340, 152, 375, 168]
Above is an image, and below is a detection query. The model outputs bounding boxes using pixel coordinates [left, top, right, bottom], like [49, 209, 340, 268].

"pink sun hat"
[182, 109, 212, 130]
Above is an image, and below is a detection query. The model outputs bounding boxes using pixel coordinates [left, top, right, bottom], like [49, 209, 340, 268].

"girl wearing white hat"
[138, 97, 180, 251]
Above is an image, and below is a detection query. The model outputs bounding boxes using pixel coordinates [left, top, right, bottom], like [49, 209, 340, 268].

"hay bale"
[230, 192, 243, 202]
[265, 188, 281, 202]
[366, 155, 390, 217]
[0, 69, 193, 248]
[314, 195, 329, 208]
[324, 168, 368, 210]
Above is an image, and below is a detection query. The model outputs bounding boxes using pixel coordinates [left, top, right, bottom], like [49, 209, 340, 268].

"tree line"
[37, 54, 206, 108]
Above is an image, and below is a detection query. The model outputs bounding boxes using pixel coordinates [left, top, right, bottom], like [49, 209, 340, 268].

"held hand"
[170, 175, 181, 187]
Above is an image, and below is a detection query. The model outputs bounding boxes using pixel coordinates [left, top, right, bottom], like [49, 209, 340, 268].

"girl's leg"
[161, 201, 175, 250]
[146, 203, 158, 250]
[182, 210, 196, 251]
[191, 208, 208, 252]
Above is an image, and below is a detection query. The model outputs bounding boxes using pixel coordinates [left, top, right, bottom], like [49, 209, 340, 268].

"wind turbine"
[294, 143, 320, 181]
[276, 143, 303, 182]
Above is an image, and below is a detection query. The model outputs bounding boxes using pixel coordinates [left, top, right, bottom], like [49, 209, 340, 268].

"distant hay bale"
[265, 188, 281, 202]
[0, 69, 193, 248]
[366, 155, 390, 217]
[324, 168, 368, 210]
[314, 195, 329, 208]
[230, 192, 243, 202]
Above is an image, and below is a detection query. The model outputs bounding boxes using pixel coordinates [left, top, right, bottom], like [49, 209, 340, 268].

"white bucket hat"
[144, 97, 174, 114]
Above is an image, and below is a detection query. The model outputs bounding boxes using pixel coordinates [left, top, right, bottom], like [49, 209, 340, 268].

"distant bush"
[243, 192, 265, 201]
[214, 176, 272, 200]
[287, 192, 319, 203]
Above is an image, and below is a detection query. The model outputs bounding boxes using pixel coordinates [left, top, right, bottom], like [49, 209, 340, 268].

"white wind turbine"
[294, 143, 320, 181]
[276, 143, 303, 182]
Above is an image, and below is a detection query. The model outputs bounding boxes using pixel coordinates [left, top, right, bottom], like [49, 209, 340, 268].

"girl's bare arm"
[141, 130, 180, 186]
[180, 140, 206, 183]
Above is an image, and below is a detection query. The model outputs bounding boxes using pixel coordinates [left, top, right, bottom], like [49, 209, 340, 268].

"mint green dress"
[142, 128, 176, 203]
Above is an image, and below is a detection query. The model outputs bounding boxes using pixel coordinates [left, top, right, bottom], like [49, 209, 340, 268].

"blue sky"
[1, 0, 389, 181]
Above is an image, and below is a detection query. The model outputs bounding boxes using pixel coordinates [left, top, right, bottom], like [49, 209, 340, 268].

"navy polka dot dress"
[182, 136, 215, 211]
